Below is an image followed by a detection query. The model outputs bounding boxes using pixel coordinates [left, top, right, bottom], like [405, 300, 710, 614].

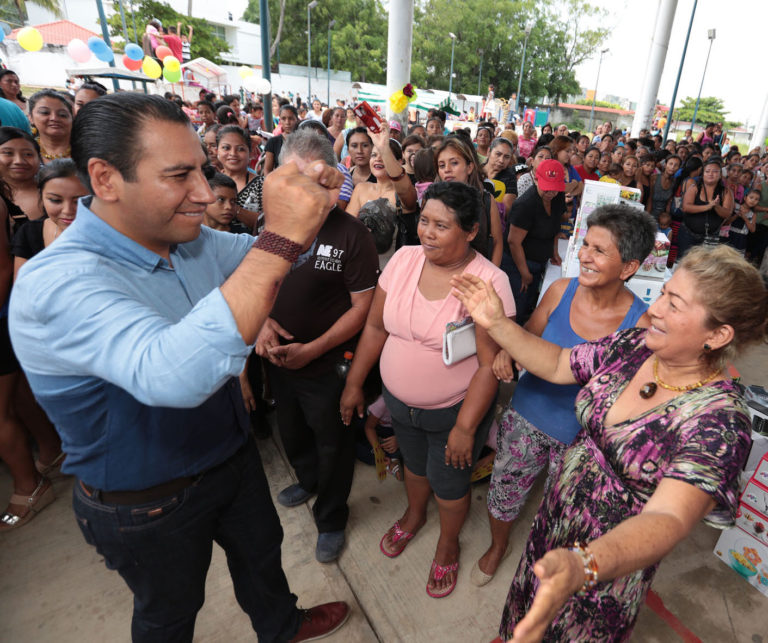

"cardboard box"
[736, 502, 768, 548]
[714, 526, 768, 596]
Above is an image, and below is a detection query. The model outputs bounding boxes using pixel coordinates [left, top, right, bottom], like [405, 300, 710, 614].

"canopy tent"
[179, 57, 229, 95]
[65, 67, 156, 93]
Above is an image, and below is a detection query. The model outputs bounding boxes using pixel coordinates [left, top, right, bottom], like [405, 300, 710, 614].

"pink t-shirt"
[378, 246, 515, 409]
[518, 136, 537, 160]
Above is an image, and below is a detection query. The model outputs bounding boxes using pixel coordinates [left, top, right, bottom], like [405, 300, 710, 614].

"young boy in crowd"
[362, 395, 402, 481]
[203, 173, 251, 234]
[658, 210, 673, 239]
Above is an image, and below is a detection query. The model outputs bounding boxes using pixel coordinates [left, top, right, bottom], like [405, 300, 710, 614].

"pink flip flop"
[426, 559, 459, 598]
[379, 520, 415, 558]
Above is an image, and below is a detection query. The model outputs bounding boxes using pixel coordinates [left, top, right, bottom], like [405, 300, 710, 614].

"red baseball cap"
[388, 120, 402, 132]
[535, 159, 566, 191]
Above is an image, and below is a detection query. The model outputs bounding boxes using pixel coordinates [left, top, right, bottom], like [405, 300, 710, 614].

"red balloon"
[155, 45, 172, 60]
[122, 54, 143, 71]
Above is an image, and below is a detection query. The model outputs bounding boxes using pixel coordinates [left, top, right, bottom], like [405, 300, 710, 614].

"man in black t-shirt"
[255, 130, 379, 563]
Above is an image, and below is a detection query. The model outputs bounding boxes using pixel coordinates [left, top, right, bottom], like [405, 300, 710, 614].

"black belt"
[80, 475, 195, 505]
[79, 436, 252, 505]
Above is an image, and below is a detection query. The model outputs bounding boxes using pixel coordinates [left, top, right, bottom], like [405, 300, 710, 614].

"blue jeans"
[73, 437, 299, 642]
[501, 253, 547, 325]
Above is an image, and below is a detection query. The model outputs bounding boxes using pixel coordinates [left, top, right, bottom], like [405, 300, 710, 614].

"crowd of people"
[0, 66, 767, 643]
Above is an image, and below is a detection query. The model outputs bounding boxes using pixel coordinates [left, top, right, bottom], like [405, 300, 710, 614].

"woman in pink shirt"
[517, 121, 538, 160]
[340, 182, 515, 599]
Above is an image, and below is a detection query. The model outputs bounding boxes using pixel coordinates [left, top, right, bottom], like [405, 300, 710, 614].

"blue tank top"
[511, 278, 647, 444]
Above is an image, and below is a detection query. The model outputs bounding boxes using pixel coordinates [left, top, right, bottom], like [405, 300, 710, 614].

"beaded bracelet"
[569, 541, 598, 595]
[253, 230, 303, 264]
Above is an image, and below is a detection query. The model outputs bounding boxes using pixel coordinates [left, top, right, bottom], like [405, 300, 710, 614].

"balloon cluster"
[389, 83, 417, 114]
[65, 36, 115, 63]
[238, 67, 271, 95]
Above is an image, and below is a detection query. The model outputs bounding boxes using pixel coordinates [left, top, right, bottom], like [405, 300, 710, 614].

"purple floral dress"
[499, 328, 752, 641]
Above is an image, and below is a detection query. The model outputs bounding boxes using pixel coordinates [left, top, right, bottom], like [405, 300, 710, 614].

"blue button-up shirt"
[9, 197, 255, 490]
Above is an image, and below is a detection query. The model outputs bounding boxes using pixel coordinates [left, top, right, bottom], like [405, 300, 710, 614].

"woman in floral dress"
[452, 244, 767, 642]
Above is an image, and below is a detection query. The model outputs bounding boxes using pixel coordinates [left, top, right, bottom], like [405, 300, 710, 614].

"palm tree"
[5, 0, 64, 25]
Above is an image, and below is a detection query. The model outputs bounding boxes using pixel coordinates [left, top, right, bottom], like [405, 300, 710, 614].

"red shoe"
[426, 559, 459, 598]
[379, 520, 415, 558]
[289, 601, 350, 642]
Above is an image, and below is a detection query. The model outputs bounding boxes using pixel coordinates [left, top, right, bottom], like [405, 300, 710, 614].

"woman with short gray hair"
[471, 204, 655, 587]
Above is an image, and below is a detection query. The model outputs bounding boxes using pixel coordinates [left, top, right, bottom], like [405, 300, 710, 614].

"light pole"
[327, 19, 335, 105]
[663, 0, 698, 144]
[477, 48, 484, 96]
[448, 32, 457, 98]
[691, 29, 716, 132]
[307, 0, 318, 102]
[587, 48, 609, 135]
[514, 24, 532, 117]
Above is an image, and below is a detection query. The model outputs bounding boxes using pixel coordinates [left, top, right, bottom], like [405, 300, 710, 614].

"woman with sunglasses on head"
[28, 90, 73, 163]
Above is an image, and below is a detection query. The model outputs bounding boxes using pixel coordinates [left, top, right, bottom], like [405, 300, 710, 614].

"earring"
[703, 343, 712, 352]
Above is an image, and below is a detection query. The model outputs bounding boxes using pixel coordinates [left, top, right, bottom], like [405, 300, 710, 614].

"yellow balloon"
[163, 55, 180, 72]
[239, 66, 254, 79]
[17, 27, 43, 52]
[142, 56, 162, 79]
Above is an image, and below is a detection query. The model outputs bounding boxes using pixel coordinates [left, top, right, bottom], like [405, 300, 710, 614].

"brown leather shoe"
[289, 601, 350, 642]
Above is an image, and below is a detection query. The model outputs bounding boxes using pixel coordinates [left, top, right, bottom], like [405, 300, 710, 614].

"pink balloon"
[67, 38, 91, 63]
[122, 54, 143, 71]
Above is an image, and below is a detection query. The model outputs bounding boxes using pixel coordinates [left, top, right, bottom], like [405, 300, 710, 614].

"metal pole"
[587, 48, 608, 135]
[117, 1, 137, 90]
[663, 0, 697, 145]
[448, 33, 456, 98]
[477, 49, 483, 96]
[514, 26, 532, 116]
[95, 0, 120, 92]
[691, 29, 715, 132]
[327, 20, 335, 105]
[307, 2, 317, 102]
[259, 0, 273, 131]
[385, 0, 414, 126]
[129, 1, 138, 43]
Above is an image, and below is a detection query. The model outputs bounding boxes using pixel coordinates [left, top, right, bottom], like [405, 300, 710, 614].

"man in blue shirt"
[9, 94, 349, 642]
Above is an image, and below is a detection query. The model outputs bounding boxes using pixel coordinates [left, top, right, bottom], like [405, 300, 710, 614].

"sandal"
[0, 477, 55, 532]
[426, 558, 459, 598]
[379, 520, 415, 558]
[35, 451, 66, 478]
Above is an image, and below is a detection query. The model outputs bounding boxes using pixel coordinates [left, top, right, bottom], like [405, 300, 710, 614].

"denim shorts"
[383, 387, 495, 500]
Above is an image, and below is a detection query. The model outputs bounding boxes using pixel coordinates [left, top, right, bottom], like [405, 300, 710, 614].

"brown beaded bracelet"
[253, 230, 303, 264]
[569, 541, 599, 595]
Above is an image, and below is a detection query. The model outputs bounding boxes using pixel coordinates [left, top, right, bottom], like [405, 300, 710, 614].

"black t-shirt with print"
[507, 186, 566, 263]
[270, 207, 379, 376]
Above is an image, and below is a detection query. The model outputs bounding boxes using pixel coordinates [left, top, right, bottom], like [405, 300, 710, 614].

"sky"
[223, 0, 765, 127]
[573, 0, 766, 127]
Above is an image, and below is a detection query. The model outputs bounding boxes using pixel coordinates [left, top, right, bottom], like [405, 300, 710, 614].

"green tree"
[107, 0, 229, 63]
[575, 98, 621, 110]
[410, 0, 608, 106]
[242, 0, 388, 83]
[0, 0, 62, 25]
[671, 96, 741, 129]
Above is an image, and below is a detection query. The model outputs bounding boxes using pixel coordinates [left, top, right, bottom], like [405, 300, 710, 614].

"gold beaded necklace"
[36, 137, 70, 161]
[639, 357, 722, 399]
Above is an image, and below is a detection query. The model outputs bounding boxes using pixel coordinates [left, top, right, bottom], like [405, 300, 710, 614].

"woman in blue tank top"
[471, 204, 657, 586]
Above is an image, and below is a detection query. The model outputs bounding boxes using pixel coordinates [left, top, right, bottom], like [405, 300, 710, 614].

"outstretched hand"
[450, 273, 507, 331]
[507, 549, 584, 643]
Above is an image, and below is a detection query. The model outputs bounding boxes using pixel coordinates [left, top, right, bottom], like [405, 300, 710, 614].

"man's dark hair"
[72, 93, 189, 190]
[196, 100, 214, 111]
[422, 181, 481, 233]
[208, 171, 236, 191]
